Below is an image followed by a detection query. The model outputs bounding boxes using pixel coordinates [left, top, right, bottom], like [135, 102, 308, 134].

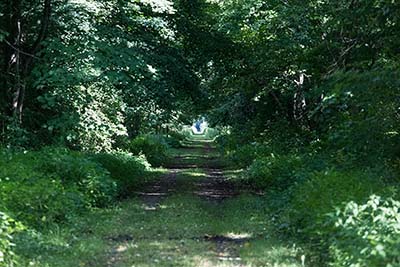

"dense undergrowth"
[220, 136, 400, 266]
[0, 132, 186, 266]
[217, 87, 400, 267]
[212, 66, 400, 267]
[1, 0, 400, 265]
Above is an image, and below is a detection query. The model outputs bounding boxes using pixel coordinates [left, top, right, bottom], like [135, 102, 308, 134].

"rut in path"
[193, 143, 238, 202]
[137, 140, 247, 266]
[138, 141, 239, 205]
[103, 140, 303, 267]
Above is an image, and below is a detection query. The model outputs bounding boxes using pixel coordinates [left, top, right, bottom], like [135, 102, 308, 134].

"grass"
[14, 140, 304, 267]
[16, 195, 303, 267]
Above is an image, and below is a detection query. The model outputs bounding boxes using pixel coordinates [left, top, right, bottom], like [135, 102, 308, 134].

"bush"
[228, 144, 257, 168]
[0, 176, 84, 228]
[310, 69, 400, 163]
[0, 148, 117, 227]
[287, 170, 386, 236]
[128, 135, 169, 167]
[244, 154, 304, 190]
[0, 212, 23, 267]
[39, 148, 117, 208]
[0, 150, 83, 227]
[227, 142, 275, 169]
[203, 127, 219, 139]
[164, 132, 186, 148]
[328, 195, 400, 267]
[91, 152, 150, 197]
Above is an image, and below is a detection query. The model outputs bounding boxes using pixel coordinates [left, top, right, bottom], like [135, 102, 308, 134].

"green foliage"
[227, 143, 258, 168]
[287, 170, 386, 236]
[245, 154, 304, 190]
[1, 0, 202, 150]
[37, 83, 128, 152]
[328, 195, 400, 267]
[0, 150, 82, 227]
[91, 152, 150, 198]
[128, 135, 169, 167]
[0, 118, 31, 148]
[0, 148, 118, 227]
[164, 132, 186, 148]
[39, 148, 117, 208]
[0, 212, 23, 267]
[223, 141, 276, 169]
[1, 0, 400, 265]
[310, 69, 400, 163]
[0, 177, 82, 228]
[202, 128, 219, 140]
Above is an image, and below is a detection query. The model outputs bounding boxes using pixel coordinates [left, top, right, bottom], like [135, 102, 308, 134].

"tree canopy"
[2, 0, 399, 155]
[1, 1, 400, 266]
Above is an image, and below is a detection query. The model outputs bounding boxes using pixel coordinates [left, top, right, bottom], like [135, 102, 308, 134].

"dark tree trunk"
[3, 0, 52, 122]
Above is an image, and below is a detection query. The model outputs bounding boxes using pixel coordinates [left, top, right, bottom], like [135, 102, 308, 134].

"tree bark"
[4, 0, 52, 122]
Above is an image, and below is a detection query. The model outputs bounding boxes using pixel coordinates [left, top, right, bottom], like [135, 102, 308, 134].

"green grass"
[14, 141, 304, 267]
[16, 195, 303, 267]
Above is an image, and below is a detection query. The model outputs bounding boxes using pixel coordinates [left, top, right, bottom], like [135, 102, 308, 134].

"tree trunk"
[4, 0, 52, 122]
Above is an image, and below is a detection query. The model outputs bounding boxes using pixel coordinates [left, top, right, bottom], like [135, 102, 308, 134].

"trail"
[34, 139, 304, 267]
[114, 139, 303, 267]
[139, 141, 244, 265]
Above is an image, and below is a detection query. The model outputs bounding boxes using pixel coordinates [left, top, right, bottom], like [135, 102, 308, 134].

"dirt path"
[133, 141, 246, 265]
[32, 139, 304, 267]
[194, 144, 238, 202]
[101, 140, 304, 267]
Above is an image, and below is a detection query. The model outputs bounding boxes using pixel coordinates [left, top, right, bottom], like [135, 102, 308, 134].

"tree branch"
[29, 0, 52, 56]
[3, 40, 41, 59]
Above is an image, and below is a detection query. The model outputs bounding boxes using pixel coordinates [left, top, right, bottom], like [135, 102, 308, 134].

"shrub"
[310, 69, 400, 163]
[0, 150, 84, 227]
[215, 134, 237, 153]
[227, 142, 275, 169]
[328, 195, 400, 267]
[0, 148, 117, 227]
[91, 152, 150, 197]
[39, 148, 117, 208]
[164, 132, 185, 148]
[0, 176, 84, 227]
[203, 127, 219, 139]
[128, 135, 169, 167]
[228, 144, 257, 168]
[244, 154, 304, 190]
[287, 170, 386, 236]
[0, 212, 23, 267]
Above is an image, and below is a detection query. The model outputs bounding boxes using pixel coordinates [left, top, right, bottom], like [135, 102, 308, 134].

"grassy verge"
[12, 140, 305, 267]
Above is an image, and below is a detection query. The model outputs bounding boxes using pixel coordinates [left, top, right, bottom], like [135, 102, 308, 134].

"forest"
[1, 0, 400, 266]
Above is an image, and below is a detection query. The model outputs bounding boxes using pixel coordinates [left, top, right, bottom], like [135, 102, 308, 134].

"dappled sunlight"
[225, 232, 253, 240]
[180, 169, 208, 178]
[3, 0, 396, 265]
[141, 203, 168, 211]
[141, 0, 176, 14]
[11, 139, 303, 267]
[194, 256, 252, 267]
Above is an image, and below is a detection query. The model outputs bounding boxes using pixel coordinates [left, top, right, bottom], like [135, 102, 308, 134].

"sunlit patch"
[224, 232, 252, 240]
[147, 64, 157, 74]
[70, 0, 101, 12]
[182, 170, 207, 177]
[141, 203, 168, 211]
[140, 0, 176, 14]
[143, 206, 157, 211]
[115, 245, 127, 253]
[194, 256, 251, 267]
